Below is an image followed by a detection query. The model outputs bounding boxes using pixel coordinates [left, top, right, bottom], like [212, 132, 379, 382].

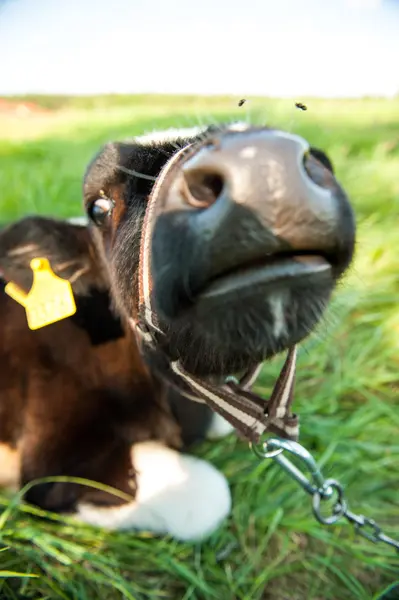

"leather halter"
[131, 143, 300, 444]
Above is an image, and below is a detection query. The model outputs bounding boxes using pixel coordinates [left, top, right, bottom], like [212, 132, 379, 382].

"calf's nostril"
[182, 170, 225, 208]
[302, 151, 335, 190]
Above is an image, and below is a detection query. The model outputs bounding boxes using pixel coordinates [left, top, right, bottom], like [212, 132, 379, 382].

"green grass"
[0, 95, 398, 599]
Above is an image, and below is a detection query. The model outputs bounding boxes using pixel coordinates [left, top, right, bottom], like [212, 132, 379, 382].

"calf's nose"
[163, 128, 340, 257]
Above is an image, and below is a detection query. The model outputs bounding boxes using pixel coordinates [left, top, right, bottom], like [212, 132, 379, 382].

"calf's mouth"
[197, 253, 330, 303]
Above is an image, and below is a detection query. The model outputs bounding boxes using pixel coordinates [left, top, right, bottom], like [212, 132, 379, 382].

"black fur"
[71, 288, 125, 345]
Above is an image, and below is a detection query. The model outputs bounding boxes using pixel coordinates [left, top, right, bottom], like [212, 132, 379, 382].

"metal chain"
[251, 438, 399, 553]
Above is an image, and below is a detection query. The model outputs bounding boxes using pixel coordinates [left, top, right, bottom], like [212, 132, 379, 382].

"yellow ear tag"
[5, 257, 77, 330]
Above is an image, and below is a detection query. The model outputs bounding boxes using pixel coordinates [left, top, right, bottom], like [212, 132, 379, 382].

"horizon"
[1, 92, 398, 100]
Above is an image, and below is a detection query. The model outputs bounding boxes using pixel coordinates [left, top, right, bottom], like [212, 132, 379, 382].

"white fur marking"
[0, 444, 20, 491]
[206, 413, 235, 440]
[67, 216, 88, 227]
[270, 294, 287, 339]
[75, 442, 231, 541]
[136, 126, 203, 145]
[136, 122, 249, 145]
[7, 243, 38, 257]
[239, 146, 258, 159]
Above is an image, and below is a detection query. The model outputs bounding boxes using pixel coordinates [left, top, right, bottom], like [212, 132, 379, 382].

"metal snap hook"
[250, 439, 284, 459]
[251, 437, 334, 499]
[312, 479, 347, 525]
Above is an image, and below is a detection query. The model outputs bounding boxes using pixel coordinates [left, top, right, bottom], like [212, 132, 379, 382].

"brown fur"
[0, 216, 208, 512]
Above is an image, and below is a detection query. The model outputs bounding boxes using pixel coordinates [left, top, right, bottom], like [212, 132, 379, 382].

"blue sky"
[0, 0, 398, 97]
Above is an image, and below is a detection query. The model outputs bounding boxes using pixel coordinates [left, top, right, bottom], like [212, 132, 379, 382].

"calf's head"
[83, 123, 356, 377]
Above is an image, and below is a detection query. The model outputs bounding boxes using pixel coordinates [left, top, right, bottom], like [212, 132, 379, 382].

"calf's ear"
[0, 215, 105, 295]
[0, 215, 124, 345]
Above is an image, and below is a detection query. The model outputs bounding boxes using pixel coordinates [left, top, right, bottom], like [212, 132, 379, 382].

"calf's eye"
[88, 195, 114, 226]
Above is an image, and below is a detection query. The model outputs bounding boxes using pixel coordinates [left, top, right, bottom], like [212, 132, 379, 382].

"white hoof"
[75, 442, 231, 541]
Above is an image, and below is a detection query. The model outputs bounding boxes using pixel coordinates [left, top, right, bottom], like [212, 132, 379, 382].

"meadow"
[0, 95, 398, 599]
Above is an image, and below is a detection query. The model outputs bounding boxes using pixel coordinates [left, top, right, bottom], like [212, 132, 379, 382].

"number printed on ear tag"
[5, 257, 77, 330]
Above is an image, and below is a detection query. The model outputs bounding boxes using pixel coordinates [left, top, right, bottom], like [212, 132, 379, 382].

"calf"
[0, 122, 356, 541]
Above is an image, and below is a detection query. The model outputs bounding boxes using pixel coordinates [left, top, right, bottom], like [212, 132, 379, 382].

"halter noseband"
[131, 142, 300, 444]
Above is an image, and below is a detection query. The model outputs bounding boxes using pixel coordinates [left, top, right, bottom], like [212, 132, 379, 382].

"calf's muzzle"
[151, 127, 355, 317]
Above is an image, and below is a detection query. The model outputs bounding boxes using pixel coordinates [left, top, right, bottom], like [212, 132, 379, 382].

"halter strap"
[133, 142, 300, 444]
